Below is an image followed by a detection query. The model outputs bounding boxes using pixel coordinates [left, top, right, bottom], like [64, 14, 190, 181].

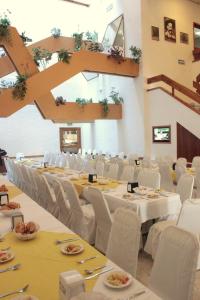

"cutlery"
[55, 238, 80, 245]
[127, 290, 146, 299]
[0, 263, 21, 273]
[84, 264, 107, 274]
[0, 284, 29, 298]
[85, 267, 113, 280]
[77, 255, 97, 264]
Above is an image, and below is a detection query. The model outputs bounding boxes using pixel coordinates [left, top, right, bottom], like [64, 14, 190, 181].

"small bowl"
[14, 224, 40, 241]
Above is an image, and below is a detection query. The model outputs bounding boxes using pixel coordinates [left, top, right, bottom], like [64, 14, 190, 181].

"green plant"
[87, 42, 103, 52]
[12, 74, 27, 100]
[129, 46, 142, 64]
[99, 98, 109, 116]
[85, 31, 98, 42]
[20, 31, 32, 45]
[0, 15, 10, 41]
[72, 32, 84, 51]
[107, 46, 125, 64]
[55, 96, 66, 106]
[51, 27, 61, 38]
[32, 47, 52, 69]
[57, 49, 71, 63]
[76, 97, 92, 108]
[109, 90, 124, 104]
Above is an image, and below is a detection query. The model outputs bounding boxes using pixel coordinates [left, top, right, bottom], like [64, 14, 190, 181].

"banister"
[147, 74, 200, 104]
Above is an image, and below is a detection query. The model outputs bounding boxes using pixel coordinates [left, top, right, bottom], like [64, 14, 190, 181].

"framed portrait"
[151, 26, 159, 41]
[152, 125, 171, 143]
[180, 32, 189, 44]
[164, 17, 176, 42]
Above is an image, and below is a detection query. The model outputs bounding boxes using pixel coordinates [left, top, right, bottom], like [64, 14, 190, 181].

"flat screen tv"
[152, 125, 171, 143]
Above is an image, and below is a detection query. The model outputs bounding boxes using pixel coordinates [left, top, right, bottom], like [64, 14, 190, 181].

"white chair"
[175, 164, 186, 183]
[196, 170, 200, 198]
[95, 160, 104, 177]
[60, 180, 95, 244]
[177, 157, 187, 167]
[149, 226, 199, 300]
[106, 163, 119, 180]
[106, 208, 140, 276]
[138, 169, 160, 189]
[120, 165, 135, 182]
[192, 156, 200, 169]
[159, 163, 174, 192]
[176, 174, 194, 203]
[86, 187, 113, 253]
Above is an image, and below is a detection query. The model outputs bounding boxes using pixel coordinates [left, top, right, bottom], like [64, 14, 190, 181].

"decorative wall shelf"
[0, 26, 139, 120]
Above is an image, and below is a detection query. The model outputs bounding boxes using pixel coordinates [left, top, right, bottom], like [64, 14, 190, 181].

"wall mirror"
[60, 127, 81, 153]
[193, 22, 200, 60]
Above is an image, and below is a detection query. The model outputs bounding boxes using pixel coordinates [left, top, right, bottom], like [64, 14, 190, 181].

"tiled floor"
[137, 251, 200, 299]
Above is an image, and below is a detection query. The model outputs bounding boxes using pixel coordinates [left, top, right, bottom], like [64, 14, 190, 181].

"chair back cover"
[149, 226, 199, 300]
[138, 169, 160, 189]
[106, 208, 140, 276]
[176, 174, 194, 203]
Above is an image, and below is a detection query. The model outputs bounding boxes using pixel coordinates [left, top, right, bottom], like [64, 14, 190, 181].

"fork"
[84, 264, 107, 274]
[0, 284, 29, 298]
[0, 263, 21, 273]
[77, 255, 97, 264]
[55, 238, 80, 245]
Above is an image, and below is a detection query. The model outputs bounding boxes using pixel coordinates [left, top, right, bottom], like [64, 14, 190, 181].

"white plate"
[133, 186, 151, 195]
[0, 249, 15, 264]
[98, 179, 109, 185]
[104, 271, 133, 289]
[14, 224, 40, 241]
[60, 243, 84, 255]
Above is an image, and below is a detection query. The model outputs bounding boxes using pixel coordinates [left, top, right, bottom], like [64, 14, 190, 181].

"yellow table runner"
[0, 231, 107, 299]
[37, 167, 64, 174]
[171, 168, 196, 183]
[72, 178, 119, 196]
[6, 186, 22, 200]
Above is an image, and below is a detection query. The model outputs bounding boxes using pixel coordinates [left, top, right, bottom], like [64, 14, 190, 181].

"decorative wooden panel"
[177, 122, 200, 162]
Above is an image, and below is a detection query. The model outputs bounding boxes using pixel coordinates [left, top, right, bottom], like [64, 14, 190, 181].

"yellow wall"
[142, 0, 200, 89]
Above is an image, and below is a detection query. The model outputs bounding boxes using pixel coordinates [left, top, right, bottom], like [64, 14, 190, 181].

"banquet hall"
[0, 0, 200, 299]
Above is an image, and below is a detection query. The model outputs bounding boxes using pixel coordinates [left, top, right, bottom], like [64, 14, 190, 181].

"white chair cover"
[149, 226, 199, 300]
[86, 187, 113, 253]
[192, 156, 200, 169]
[159, 163, 174, 192]
[175, 164, 186, 183]
[177, 157, 187, 167]
[120, 165, 135, 182]
[138, 169, 160, 189]
[60, 180, 95, 244]
[176, 174, 194, 203]
[106, 208, 140, 276]
[106, 163, 119, 180]
[95, 160, 104, 177]
[196, 170, 200, 198]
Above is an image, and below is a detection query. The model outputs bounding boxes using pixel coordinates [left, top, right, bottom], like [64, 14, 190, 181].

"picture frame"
[180, 32, 189, 44]
[151, 26, 159, 41]
[164, 17, 176, 42]
[152, 125, 171, 143]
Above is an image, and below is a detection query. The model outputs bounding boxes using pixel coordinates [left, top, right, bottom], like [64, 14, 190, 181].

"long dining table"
[0, 176, 160, 300]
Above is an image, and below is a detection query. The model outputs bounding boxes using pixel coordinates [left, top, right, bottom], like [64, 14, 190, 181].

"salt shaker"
[59, 270, 85, 300]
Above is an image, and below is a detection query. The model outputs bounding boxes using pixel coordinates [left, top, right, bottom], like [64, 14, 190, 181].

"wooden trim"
[147, 87, 200, 115]
[147, 74, 200, 104]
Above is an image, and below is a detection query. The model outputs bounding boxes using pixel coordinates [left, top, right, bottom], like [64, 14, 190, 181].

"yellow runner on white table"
[0, 176, 160, 300]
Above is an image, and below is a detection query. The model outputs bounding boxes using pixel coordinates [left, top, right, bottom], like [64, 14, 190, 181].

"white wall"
[148, 89, 200, 160]
[0, 105, 93, 157]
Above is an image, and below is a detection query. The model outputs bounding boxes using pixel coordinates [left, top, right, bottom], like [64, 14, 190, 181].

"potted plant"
[57, 49, 71, 63]
[99, 98, 109, 116]
[85, 31, 98, 42]
[12, 74, 27, 100]
[72, 32, 84, 51]
[0, 15, 10, 41]
[51, 28, 61, 39]
[107, 46, 125, 64]
[55, 96, 66, 106]
[76, 97, 92, 108]
[129, 46, 142, 64]
[32, 47, 52, 69]
[20, 31, 32, 45]
[87, 42, 104, 52]
[109, 90, 124, 104]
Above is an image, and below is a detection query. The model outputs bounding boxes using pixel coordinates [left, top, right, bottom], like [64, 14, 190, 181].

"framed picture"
[180, 32, 189, 44]
[151, 26, 159, 41]
[152, 125, 171, 143]
[164, 17, 176, 42]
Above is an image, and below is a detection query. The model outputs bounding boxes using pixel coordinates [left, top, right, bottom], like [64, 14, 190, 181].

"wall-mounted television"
[152, 125, 171, 143]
